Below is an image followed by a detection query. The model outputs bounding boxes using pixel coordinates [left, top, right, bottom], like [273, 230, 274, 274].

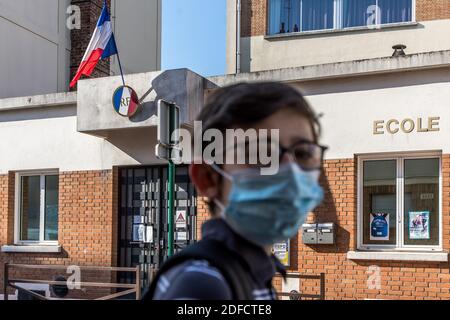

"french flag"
[70, 2, 118, 88]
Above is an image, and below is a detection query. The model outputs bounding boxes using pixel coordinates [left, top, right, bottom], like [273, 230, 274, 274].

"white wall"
[0, 0, 70, 99]
[294, 67, 450, 160]
[0, 0, 162, 100]
[226, 0, 237, 75]
[1, 67, 450, 174]
[234, 19, 450, 72]
[110, 0, 162, 76]
[0, 104, 165, 175]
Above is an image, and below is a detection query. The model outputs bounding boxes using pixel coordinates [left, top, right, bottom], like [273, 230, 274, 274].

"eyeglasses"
[221, 138, 328, 171]
[279, 140, 328, 171]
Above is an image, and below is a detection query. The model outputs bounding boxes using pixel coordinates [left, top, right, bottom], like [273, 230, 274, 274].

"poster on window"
[132, 224, 146, 242]
[143, 226, 153, 243]
[272, 239, 290, 267]
[409, 211, 430, 240]
[370, 213, 389, 241]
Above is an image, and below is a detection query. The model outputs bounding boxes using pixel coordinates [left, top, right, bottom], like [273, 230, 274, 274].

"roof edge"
[207, 50, 450, 86]
[0, 92, 77, 113]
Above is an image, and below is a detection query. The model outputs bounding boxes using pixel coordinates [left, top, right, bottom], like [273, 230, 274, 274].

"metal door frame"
[117, 165, 197, 292]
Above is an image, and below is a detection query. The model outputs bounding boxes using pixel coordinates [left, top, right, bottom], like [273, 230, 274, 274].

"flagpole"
[106, 0, 125, 87]
[115, 50, 126, 87]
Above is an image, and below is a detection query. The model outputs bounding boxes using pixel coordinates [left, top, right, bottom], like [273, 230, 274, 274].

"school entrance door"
[118, 165, 197, 294]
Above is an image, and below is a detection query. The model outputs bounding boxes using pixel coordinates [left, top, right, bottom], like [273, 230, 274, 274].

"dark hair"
[195, 81, 321, 214]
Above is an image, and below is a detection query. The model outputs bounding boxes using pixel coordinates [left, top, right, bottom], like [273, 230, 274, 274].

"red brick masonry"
[0, 169, 118, 298]
[1, 160, 449, 299]
[197, 157, 450, 300]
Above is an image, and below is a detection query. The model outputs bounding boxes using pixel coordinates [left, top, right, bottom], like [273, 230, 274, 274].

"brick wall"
[0, 170, 118, 299]
[195, 157, 450, 300]
[283, 157, 450, 300]
[416, 0, 450, 21]
[196, 197, 211, 239]
[70, 0, 112, 90]
[241, 0, 450, 38]
[2, 158, 448, 299]
[241, 0, 267, 38]
[58, 170, 116, 267]
[0, 173, 15, 246]
[0, 174, 14, 250]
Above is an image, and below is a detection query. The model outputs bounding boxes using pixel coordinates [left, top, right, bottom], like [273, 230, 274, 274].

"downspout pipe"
[236, 0, 241, 74]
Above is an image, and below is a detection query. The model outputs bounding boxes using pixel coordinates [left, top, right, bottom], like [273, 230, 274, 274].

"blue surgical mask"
[212, 162, 324, 247]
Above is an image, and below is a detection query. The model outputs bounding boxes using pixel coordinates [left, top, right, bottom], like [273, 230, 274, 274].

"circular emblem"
[112, 85, 140, 117]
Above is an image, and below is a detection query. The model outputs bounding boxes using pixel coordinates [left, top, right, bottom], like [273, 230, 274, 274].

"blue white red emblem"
[113, 85, 140, 117]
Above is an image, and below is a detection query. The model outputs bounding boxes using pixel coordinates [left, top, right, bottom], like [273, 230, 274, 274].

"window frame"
[14, 170, 59, 246]
[266, 0, 417, 36]
[357, 152, 442, 252]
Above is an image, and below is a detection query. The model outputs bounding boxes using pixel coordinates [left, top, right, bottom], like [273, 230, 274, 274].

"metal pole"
[115, 49, 126, 87]
[135, 265, 141, 300]
[320, 273, 326, 300]
[106, 0, 125, 87]
[3, 263, 8, 301]
[236, 0, 241, 74]
[168, 160, 175, 257]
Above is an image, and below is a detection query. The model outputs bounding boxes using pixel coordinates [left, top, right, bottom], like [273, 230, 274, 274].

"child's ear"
[189, 164, 220, 198]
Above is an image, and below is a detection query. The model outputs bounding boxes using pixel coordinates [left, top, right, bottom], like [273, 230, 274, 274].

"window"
[16, 172, 59, 244]
[358, 154, 441, 250]
[268, 0, 414, 35]
[343, 0, 413, 28]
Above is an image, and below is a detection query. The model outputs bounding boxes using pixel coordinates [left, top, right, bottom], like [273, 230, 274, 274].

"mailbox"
[317, 223, 335, 245]
[302, 223, 336, 245]
[302, 224, 318, 244]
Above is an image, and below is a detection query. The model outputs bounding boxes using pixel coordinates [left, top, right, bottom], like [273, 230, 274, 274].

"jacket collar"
[201, 218, 286, 286]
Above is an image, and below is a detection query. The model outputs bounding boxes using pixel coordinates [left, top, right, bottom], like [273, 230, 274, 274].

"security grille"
[118, 165, 197, 294]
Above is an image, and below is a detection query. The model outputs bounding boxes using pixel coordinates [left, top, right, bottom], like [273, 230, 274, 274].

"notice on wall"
[409, 211, 430, 240]
[145, 226, 153, 243]
[175, 231, 188, 241]
[273, 240, 290, 267]
[133, 224, 146, 242]
[370, 213, 389, 241]
[175, 210, 187, 229]
[132, 224, 154, 243]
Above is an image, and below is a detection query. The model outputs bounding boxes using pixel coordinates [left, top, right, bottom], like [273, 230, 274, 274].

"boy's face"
[190, 107, 316, 215]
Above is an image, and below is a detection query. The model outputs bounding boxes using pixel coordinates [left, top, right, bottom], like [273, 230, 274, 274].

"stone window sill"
[1, 245, 62, 253]
[347, 250, 448, 262]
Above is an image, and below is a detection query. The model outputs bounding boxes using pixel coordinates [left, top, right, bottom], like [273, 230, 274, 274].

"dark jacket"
[153, 218, 286, 300]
